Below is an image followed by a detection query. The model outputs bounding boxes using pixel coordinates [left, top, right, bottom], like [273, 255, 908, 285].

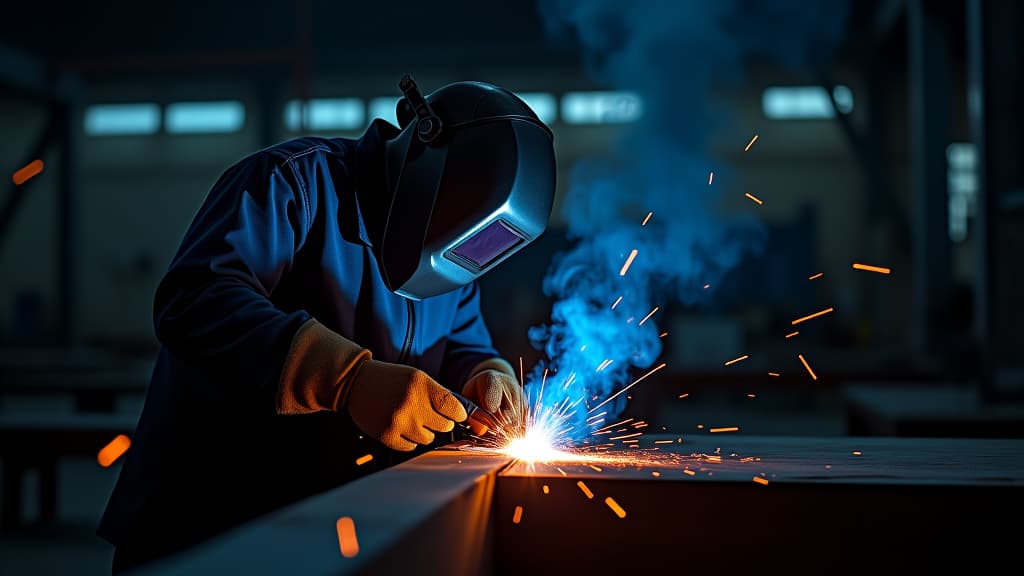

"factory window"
[83, 103, 161, 135]
[165, 100, 245, 134]
[285, 98, 365, 131]
[762, 85, 854, 119]
[946, 143, 977, 243]
[515, 92, 558, 124]
[561, 91, 644, 124]
[368, 96, 402, 126]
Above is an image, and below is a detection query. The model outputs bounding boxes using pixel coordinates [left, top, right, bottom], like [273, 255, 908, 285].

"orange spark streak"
[709, 427, 739, 433]
[97, 434, 131, 467]
[744, 192, 763, 205]
[744, 134, 759, 152]
[785, 331, 799, 338]
[336, 517, 359, 558]
[798, 354, 818, 380]
[604, 497, 627, 519]
[642, 211, 653, 226]
[852, 263, 891, 274]
[747, 394, 756, 398]
[659, 332, 668, 338]
[577, 481, 594, 499]
[12, 159, 44, 185]
[557, 468, 567, 477]
[683, 469, 696, 476]
[588, 363, 666, 414]
[355, 454, 373, 466]
[609, 432, 643, 440]
[767, 372, 780, 377]
[652, 471, 661, 477]
[512, 506, 523, 524]
[808, 272, 824, 280]
[588, 465, 603, 472]
[542, 485, 550, 494]
[852, 451, 862, 456]
[611, 296, 623, 309]
[619, 249, 638, 276]
[637, 306, 659, 326]
[703, 284, 710, 289]
[791, 307, 834, 325]
[752, 476, 769, 485]
[708, 171, 714, 185]
[654, 440, 674, 444]
[724, 355, 749, 366]
[678, 393, 689, 399]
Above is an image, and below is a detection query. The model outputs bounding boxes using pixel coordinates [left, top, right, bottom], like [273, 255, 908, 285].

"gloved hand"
[462, 358, 524, 420]
[276, 319, 466, 451]
[345, 359, 467, 451]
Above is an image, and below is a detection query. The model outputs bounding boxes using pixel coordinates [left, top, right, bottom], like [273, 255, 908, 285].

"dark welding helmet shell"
[378, 81, 555, 300]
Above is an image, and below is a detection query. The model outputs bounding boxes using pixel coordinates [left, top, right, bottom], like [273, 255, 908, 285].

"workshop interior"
[1, 0, 1023, 574]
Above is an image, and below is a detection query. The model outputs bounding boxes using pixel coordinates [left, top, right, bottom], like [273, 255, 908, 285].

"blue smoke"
[527, 0, 849, 443]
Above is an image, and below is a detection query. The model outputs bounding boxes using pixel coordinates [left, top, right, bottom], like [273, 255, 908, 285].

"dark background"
[1, 1, 1022, 573]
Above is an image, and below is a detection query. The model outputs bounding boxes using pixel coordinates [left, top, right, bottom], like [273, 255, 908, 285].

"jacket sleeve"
[439, 281, 502, 390]
[152, 152, 313, 407]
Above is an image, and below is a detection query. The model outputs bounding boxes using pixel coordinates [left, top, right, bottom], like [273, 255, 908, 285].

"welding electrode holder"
[450, 391, 496, 437]
[398, 74, 444, 143]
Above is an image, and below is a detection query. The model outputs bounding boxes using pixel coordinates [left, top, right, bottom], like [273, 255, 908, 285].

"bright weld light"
[503, 430, 575, 463]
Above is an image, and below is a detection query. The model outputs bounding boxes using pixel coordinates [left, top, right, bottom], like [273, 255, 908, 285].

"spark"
[709, 427, 739, 433]
[744, 134, 759, 152]
[12, 159, 44, 186]
[678, 393, 689, 399]
[652, 471, 661, 477]
[604, 497, 627, 519]
[557, 468, 567, 477]
[577, 481, 594, 499]
[708, 171, 714, 185]
[336, 517, 359, 558]
[512, 506, 524, 524]
[853, 262, 891, 274]
[703, 284, 710, 290]
[97, 434, 131, 467]
[542, 485, 550, 494]
[609, 432, 643, 440]
[791, 307, 834, 325]
[785, 331, 799, 339]
[355, 454, 373, 466]
[586, 411, 607, 422]
[683, 469, 696, 476]
[588, 362, 666, 414]
[852, 451, 862, 456]
[659, 332, 668, 338]
[619, 249, 639, 276]
[798, 354, 818, 380]
[588, 464, 603, 472]
[752, 476, 769, 485]
[596, 359, 613, 372]
[642, 211, 653, 226]
[744, 192, 763, 205]
[767, 372, 780, 377]
[747, 394, 756, 398]
[654, 440, 674, 444]
[611, 296, 623, 309]
[808, 272, 824, 280]
[724, 355, 749, 366]
[637, 306, 659, 326]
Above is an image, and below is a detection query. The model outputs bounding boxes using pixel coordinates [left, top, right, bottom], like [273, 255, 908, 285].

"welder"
[98, 76, 556, 573]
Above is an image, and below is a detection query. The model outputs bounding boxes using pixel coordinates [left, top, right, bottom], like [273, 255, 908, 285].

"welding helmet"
[376, 75, 556, 300]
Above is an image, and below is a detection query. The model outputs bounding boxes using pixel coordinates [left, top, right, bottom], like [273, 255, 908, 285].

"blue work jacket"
[98, 120, 499, 559]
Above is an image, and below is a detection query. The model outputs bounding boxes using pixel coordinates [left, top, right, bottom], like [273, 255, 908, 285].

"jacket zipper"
[398, 298, 415, 364]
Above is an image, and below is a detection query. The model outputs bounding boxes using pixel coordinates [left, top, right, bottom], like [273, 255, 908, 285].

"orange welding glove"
[277, 319, 467, 451]
[462, 358, 525, 419]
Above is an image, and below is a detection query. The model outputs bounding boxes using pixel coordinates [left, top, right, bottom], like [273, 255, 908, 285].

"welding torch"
[450, 391, 497, 437]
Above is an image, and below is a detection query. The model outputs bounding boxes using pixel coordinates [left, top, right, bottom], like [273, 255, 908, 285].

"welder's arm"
[153, 155, 312, 404]
[277, 319, 467, 451]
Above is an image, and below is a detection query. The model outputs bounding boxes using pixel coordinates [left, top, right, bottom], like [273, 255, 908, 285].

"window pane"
[561, 91, 643, 124]
[165, 101, 245, 133]
[84, 103, 160, 135]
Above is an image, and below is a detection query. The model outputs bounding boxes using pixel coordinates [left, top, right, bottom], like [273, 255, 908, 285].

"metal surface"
[138, 435, 1023, 574]
[140, 447, 512, 576]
